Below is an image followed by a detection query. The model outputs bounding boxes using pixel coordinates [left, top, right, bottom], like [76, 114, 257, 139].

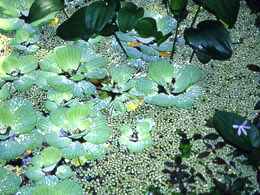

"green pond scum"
[0, 0, 260, 194]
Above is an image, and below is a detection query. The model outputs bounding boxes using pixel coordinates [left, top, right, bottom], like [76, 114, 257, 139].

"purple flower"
[232, 120, 251, 136]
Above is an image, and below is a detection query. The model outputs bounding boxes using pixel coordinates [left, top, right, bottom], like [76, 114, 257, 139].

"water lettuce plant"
[135, 60, 202, 108]
[0, 167, 22, 194]
[37, 102, 112, 161]
[119, 118, 155, 152]
[0, 54, 38, 92]
[0, 97, 41, 161]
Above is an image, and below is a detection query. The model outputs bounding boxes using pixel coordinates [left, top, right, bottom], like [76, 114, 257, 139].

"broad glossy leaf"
[42, 146, 62, 167]
[47, 76, 74, 92]
[0, 167, 22, 194]
[44, 132, 71, 149]
[2, 56, 20, 74]
[169, 0, 188, 19]
[84, 120, 112, 144]
[193, 0, 240, 28]
[60, 141, 86, 159]
[27, 0, 65, 23]
[85, 1, 116, 36]
[56, 180, 83, 195]
[213, 111, 260, 152]
[149, 60, 174, 86]
[0, 140, 25, 160]
[110, 65, 134, 88]
[83, 142, 107, 160]
[55, 165, 72, 180]
[56, 6, 88, 41]
[135, 77, 158, 95]
[144, 93, 177, 107]
[49, 107, 68, 128]
[135, 17, 163, 44]
[0, 18, 24, 30]
[25, 166, 45, 181]
[33, 185, 57, 195]
[13, 76, 33, 91]
[20, 55, 38, 74]
[0, 107, 13, 126]
[47, 90, 73, 105]
[55, 45, 81, 71]
[184, 20, 232, 64]
[118, 2, 144, 33]
[175, 94, 195, 108]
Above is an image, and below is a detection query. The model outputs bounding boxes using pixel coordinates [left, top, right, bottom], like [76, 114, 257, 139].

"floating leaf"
[13, 76, 33, 91]
[56, 180, 83, 195]
[197, 151, 210, 159]
[44, 132, 72, 149]
[173, 71, 191, 93]
[0, 167, 22, 194]
[18, 130, 43, 150]
[0, 88, 9, 101]
[175, 94, 195, 108]
[144, 94, 177, 107]
[56, 165, 72, 180]
[135, 77, 158, 95]
[49, 107, 68, 128]
[2, 56, 20, 74]
[16, 29, 30, 42]
[149, 60, 174, 86]
[60, 141, 86, 159]
[47, 76, 74, 92]
[33, 185, 57, 195]
[0, 140, 25, 160]
[25, 166, 45, 181]
[20, 55, 38, 74]
[83, 142, 107, 160]
[42, 146, 62, 167]
[157, 15, 177, 35]
[110, 65, 134, 88]
[0, 18, 24, 31]
[55, 45, 81, 71]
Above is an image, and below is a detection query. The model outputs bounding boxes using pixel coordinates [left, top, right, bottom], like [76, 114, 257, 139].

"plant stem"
[115, 32, 129, 58]
[190, 6, 201, 28]
[189, 50, 195, 63]
[170, 18, 180, 60]
[63, 9, 69, 19]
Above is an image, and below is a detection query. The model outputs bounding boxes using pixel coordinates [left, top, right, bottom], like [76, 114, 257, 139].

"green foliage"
[119, 118, 155, 152]
[0, 167, 22, 194]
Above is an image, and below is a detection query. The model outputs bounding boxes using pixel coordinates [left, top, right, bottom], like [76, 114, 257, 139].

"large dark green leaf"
[27, 0, 65, 23]
[118, 2, 144, 33]
[193, 0, 240, 28]
[56, 6, 88, 41]
[213, 111, 260, 152]
[184, 20, 232, 64]
[85, 1, 116, 36]
[135, 17, 163, 45]
[169, 0, 188, 21]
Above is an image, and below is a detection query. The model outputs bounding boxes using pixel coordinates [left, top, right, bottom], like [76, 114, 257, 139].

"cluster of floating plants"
[0, 0, 259, 194]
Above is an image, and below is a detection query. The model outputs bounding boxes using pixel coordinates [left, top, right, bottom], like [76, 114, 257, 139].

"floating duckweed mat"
[0, 0, 260, 194]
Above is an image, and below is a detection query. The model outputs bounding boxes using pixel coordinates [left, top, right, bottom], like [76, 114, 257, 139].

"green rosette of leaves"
[36, 44, 108, 105]
[101, 64, 139, 115]
[36, 102, 112, 162]
[0, 97, 40, 161]
[135, 60, 202, 108]
[0, 54, 38, 92]
[119, 118, 155, 152]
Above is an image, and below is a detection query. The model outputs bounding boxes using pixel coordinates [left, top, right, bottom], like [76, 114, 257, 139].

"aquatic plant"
[119, 118, 155, 152]
[0, 97, 41, 161]
[0, 167, 22, 194]
[37, 102, 112, 161]
[135, 60, 202, 108]
[0, 54, 38, 92]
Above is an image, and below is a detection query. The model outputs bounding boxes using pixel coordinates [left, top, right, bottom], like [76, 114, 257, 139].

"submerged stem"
[170, 19, 180, 60]
[115, 32, 129, 58]
[190, 6, 201, 28]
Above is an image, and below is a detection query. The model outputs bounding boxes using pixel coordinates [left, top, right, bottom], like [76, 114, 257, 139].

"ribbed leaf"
[13, 76, 33, 91]
[135, 77, 158, 95]
[83, 142, 107, 160]
[110, 65, 134, 88]
[27, 0, 65, 23]
[60, 141, 86, 159]
[144, 93, 177, 107]
[0, 18, 24, 30]
[55, 45, 81, 71]
[20, 55, 38, 74]
[0, 140, 25, 160]
[55, 165, 72, 180]
[25, 167, 45, 181]
[0, 167, 22, 194]
[149, 60, 174, 86]
[56, 180, 83, 195]
[42, 146, 62, 167]
[47, 76, 74, 92]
